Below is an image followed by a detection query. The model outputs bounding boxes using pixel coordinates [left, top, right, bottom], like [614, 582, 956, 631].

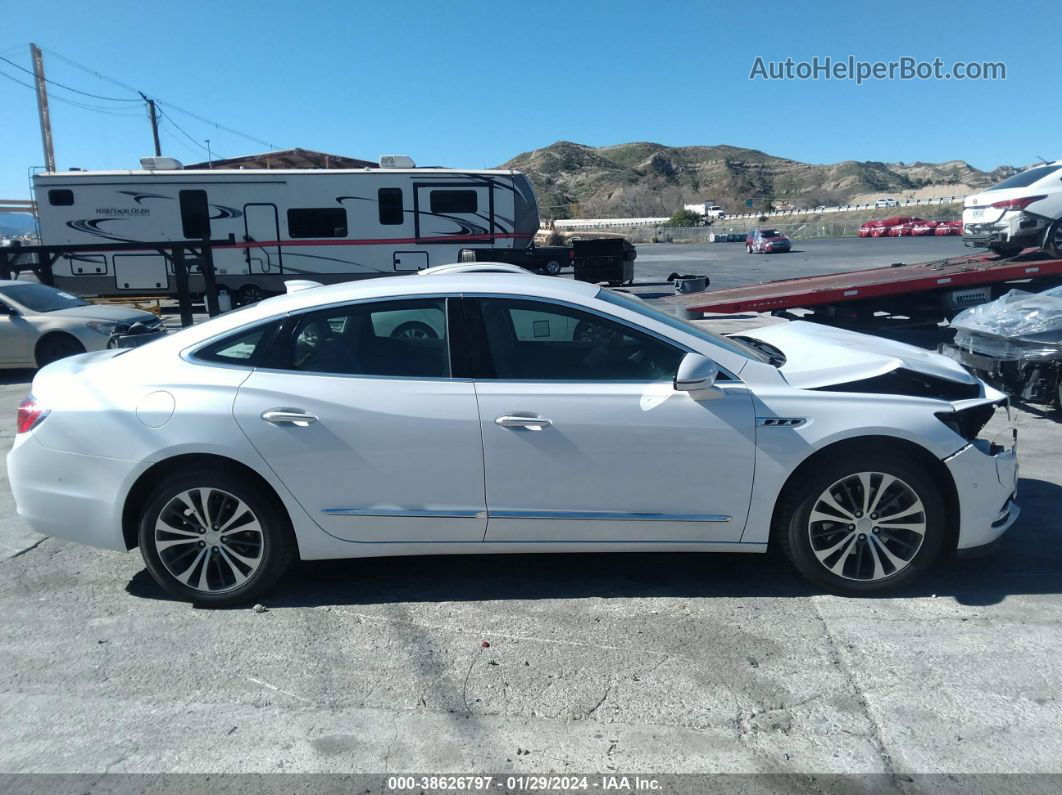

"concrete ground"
[0, 239, 1059, 777]
[628, 235, 969, 292]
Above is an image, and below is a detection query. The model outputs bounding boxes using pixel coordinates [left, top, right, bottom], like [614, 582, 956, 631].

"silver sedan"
[0, 281, 162, 368]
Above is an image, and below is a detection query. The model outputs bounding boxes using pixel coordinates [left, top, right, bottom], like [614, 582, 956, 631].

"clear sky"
[0, 0, 1057, 198]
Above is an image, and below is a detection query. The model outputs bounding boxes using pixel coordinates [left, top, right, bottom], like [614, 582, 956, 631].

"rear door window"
[277, 298, 450, 377]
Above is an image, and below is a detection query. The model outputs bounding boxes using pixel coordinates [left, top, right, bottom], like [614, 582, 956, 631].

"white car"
[963, 161, 1062, 258]
[7, 269, 1019, 606]
[875, 198, 899, 208]
[0, 281, 163, 368]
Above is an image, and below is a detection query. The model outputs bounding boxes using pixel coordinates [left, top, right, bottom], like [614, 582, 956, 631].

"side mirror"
[674, 352, 719, 392]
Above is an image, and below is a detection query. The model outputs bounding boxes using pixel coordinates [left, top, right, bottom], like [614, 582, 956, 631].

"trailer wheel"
[1044, 218, 1062, 260]
[543, 259, 563, 276]
[236, 284, 265, 306]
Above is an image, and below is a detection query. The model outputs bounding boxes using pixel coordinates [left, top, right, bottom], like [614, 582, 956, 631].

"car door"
[467, 297, 757, 544]
[0, 298, 37, 365]
[232, 296, 487, 543]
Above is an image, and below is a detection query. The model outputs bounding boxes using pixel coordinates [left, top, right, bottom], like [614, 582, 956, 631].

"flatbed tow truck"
[662, 248, 1062, 323]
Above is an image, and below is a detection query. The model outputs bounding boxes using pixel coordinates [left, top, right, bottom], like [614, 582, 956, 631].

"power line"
[158, 107, 219, 158]
[41, 45, 280, 150]
[0, 67, 144, 117]
[0, 54, 141, 101]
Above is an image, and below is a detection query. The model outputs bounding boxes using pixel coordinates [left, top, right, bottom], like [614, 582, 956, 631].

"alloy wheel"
[807, 472, 927, 581]
[154, 488, 265, 593]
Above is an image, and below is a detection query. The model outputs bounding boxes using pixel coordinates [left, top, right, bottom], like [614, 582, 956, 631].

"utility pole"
[205, 139, 213, 168]
[140, 93, 162, 156]
[29, 43, 56, 172]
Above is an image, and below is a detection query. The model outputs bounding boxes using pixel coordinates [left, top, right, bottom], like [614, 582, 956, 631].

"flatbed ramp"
[663, 251, 1062, 316]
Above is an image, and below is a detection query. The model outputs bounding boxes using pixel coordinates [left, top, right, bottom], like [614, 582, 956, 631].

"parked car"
[934, 221, 963, 236]
[0, 281, 162, 368]
[875, 198, 899, 208]
[746, 229, 792, 253]
[8, 267, 1018, 605]
[963, 161, 1062, 258]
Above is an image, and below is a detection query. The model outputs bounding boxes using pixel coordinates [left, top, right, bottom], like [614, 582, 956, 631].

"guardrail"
[546, 195, 967, 230]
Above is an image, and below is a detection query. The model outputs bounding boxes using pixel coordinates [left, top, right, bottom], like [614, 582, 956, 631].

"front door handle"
[262, 409, 318, 427]
[495, 414, 552, 430]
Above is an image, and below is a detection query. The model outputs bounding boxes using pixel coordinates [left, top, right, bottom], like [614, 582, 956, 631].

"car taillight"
[990, 195, 1047, 210]
[16, 396, 49, 434]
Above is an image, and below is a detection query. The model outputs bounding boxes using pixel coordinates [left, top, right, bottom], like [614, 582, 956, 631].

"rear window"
[986, 165, 1061, 191]
[195, 323, 275, 366]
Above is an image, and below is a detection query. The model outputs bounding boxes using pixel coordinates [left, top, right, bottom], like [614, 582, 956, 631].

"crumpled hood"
[737, 320, 978, 389]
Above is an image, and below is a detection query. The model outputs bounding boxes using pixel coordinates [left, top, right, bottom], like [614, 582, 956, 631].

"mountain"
[497, 142, 1018, 218]
[0, 213, 36, 237]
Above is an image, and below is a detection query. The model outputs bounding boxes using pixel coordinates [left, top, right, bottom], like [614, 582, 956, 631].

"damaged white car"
[7, 270, 1019, 606]
[963, 161, 1062, 258]
[943, 284, 1062, 407]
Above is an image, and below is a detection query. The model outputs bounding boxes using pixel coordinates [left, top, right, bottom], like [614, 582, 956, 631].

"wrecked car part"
[943, 285, 1062, 406]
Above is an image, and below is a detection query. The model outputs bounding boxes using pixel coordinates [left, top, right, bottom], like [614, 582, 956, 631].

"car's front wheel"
[138, 469, 296, 607]
[543, 259, 563, 276]
[774, 451, 947, 594]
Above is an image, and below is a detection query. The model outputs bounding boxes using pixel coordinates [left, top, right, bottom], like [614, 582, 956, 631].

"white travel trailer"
[32, 158, 539, 303]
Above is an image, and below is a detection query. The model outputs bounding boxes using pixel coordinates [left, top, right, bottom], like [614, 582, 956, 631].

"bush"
[664, 208, 704, 227]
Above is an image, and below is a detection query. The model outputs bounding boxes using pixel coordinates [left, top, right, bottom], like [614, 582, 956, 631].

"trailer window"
[378, 188, 404, 225]
[179, 190, 211, 238]
[48, 189, 74, 206]
[430, 190, 478, 214]
[287, 208, 348, 238]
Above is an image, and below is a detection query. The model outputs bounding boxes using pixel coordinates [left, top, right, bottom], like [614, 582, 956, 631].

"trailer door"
[414, 182, 494, 245]
[243, 204, 282, 274]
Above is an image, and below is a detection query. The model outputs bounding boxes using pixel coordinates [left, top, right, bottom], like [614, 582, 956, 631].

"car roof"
[265, 272, 600, 314]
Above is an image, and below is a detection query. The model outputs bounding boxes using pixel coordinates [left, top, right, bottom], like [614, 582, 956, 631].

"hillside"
[498, 142, 1017, 219]
[0, 213, 35, 237]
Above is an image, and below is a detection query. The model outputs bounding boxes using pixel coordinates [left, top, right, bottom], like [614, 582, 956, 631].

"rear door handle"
[495, 414, 552, 430]
[262, 409, 318, 427]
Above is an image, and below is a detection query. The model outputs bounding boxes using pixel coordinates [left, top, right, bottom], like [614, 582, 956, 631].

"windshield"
[597, 289, 770, 363]
[760, 229, 781, 237]
[0, 283, 89, 313]
[986, 165, 1061, 191]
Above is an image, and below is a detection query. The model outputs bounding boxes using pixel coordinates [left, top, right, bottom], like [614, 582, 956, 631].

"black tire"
[773, 450, 947, 594]
[1043, 218, 1062, 260]
[36, 333, 85, 368]
[989, 244, 1023, 259]
[138, 468, 296, 607]
[543, 259, 563, 276]
[390, 320, 438, 340]
[746, 244, 753, 254]
[236, 283, 266, 306]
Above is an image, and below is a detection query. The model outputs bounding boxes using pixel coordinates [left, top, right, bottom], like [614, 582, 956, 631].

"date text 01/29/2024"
[386, 775, 663, 791]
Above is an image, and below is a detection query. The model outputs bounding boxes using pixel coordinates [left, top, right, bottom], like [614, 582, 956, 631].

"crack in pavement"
[812, 596, 896, 775]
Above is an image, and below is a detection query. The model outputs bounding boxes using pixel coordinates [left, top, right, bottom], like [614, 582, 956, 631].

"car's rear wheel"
[138, 469, 296, 607]
[1043, 218, 1062, 259]
[774, 451, 947, 594]
[543, 259, 563, 276]
[36, 333, 85, 368]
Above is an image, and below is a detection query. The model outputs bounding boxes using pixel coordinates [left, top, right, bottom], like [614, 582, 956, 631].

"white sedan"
[7, 267, 1019, 606]
[0, 280, 162, 368]
[963, 160, 1062, 258]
